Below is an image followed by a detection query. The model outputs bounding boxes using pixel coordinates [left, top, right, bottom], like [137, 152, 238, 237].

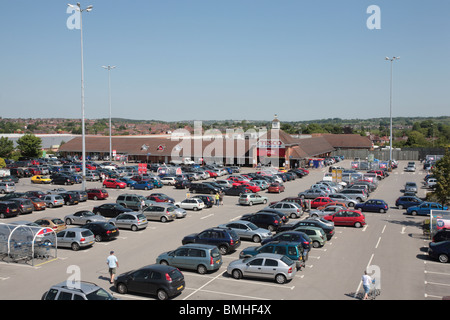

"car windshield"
[137, 214, 146, 220]
[280, 255, 294, 266]
[85, 288, 115, 300]
[84, 212, 95, 217]
[247, 222, 258, 230]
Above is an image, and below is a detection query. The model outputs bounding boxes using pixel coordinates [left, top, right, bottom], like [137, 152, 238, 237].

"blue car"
[118, 177, 137, 187]
[355, 199, 389, 213]
[131, 180, 154, 190]
[261, 231, 311, 251]
[395, 196, 423, 209]
[406, 202, 448, 216]
[149, 178, 163, 188]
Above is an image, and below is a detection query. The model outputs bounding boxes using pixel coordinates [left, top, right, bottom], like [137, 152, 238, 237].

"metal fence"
[331, 149, 420, 161]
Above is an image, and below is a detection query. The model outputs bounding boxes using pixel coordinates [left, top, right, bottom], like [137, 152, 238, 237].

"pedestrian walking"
[215, 192, 220, 206]
[362, 270, 372, 300]
[106, 251, 119, 284]
[219, 191, 224, 205]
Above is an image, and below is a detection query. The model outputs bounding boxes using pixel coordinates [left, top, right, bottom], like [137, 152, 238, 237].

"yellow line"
[33, 258, 59, 267]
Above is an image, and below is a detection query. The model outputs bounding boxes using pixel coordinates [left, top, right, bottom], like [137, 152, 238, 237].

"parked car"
[93, 203, 133, 218]
[324, 209, 366, 228]
[339, 189, 368, 202]
[34, 217, 66, 232]
[114, 264, 185, 300]
[156, 244, 222, 274]
[103, 179, 126, 189]
[109, 212, 148, 231]
[239, 241, 305, 270]
[0, 182, 16, 194]
[264, 202, 303, 219]
[328, 193, 357, 207]
[428, 240, 450, 263]
[86, 188, 109, 200]
[240, 212, 284, 232]
[56, 227, 95, 251]
[131, 180, 154, 190]
[238, 193, 268, 206]
[293, 226, 327, 248]
[278, 218, 335, 240]
[160, 176, 177, 186]
[82, 221, 120, 242]
[58, 192, 79, 206]
[29, 197, 47, 211]
[309, 205, 345, 218]
[432, 229, 450, 243]
[227, 253, 297, 284]
[309, 197, 335, 209]
[42, 194, 65, 208]
[224, 185, 252, 196]
[142, 203, 178, 223]
[217, 220, 272, 243]
[64, 210, 107, 225]
[395, 196, 423, 209]
[147, 193, 175, 203]
[51, 175, 75, 185]
[9, 198, 34, 214]
[0, 201, 20, 218]
[355, 199, 389, 213]
[404, 182, 418, 194]
[174, 198, 205, 211]
[42, 281, 116, 300]
[189, 183, 220, 195]
[260, 230, 311, 251]
[181, 227, 240, 255]
[192, 195, 215, 208]
[298, 189, 328, 199]
[116, 194, 154, 210]
[267, 183, 285, 193]
[406, 202, 448, 216]
[31, 175, 52, 184]
[174, 179, 190, 189]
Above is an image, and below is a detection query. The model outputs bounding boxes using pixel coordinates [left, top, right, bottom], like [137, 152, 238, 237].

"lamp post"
[385, 56, 400, 171]
[68, 3, 93, 191]
[102, 65, 116, 161]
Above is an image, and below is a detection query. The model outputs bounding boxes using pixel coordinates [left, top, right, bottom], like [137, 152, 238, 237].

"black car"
[51, 175, 75, 185]
[0, 201, 20, 219]
[260, 231, 311, 251]
[58, 192, 79, 205]
[433, 230, 450, 243]
[83, 222, 119, 242]
[174, 179, 190, 189]
[189, 183, 220, 194]
[257, 208, 290, 224]
[240, 212, 284, 232]
[428, 240, 450, 263]
[93, 203, 133, 218]
[181, 227, 240, 255]
[224, 185, 252, 196]
[114, 264, 185, 300]
[277, 218, 335, 240]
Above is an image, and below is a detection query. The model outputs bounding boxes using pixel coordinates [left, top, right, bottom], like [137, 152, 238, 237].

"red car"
[238, 182, 260, 193]
[206, 171, 218, 178]
[86, 188, 109, 200]
[324, 209, 366, 228]
[310, 197, 333, 209]
[102, 179, 126, 189]
[268, 183, 285, 193]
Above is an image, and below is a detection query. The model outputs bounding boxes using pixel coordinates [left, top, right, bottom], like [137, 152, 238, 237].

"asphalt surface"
[0, 160, 447, 301]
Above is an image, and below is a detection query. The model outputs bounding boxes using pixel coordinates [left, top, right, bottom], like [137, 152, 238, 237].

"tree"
[16, 134, 42, 158]
[431, 149, 450, 206]
[0, 137, 14, 158]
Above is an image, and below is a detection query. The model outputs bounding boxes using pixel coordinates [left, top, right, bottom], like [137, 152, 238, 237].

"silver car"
[56, 227, 95, 251]
[339, 189, 367, 202]
[298, 189, 328, 199]
[141, 203, 178, 223]
[309, 205, 346, 218]
[328, 193, 357, 207]
[64, 210, 107, 225]
[0, 182, 15, 194]
[108, 212, 148, 231]
[42, 194, 65, 208]
[264, 202, 303, 219]
[227, 253, 297, 284]
[217, 220, 272, 243]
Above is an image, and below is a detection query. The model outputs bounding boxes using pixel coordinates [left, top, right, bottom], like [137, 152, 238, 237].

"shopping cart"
[368, 278, 381, 300]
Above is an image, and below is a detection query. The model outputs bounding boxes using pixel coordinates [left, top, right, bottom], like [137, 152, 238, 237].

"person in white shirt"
[362, 270, 372, 300]
[106, 251, 119, 284]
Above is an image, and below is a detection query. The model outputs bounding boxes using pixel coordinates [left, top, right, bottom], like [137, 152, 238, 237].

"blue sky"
[0, 0, 449, 122]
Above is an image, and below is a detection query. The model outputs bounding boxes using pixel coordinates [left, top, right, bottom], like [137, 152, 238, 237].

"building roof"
[320, 134, 373, 149]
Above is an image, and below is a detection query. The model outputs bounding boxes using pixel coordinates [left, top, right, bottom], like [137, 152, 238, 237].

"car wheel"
[379, 209, 385, 213]
[252, 235, 261, 243]
[398, 205, 403, 210]
[0, 213, 5, 219]
[157, 289, 169, 301]
[348, 202, 355, 207]
[313, 241, 321, 248]
[249, 201, 253, 206]
[275, 274, 287, 284]
[354, 222, 362, 228]
[218, 245, 228, 255]
[116, 185, 120, 189]
[65, 218, 72, 225]
[159, 260, 169, 265]
[117, 283, 128, 294]
[438, 254, 449, 263]
[48, 203, 53, 208]
[71, 242, 80, 251]
[197, 264, 207, 274]
[160, 216, 168, 223]
[94, 234, 102, 242]
[93, 196, 98, 200]
[193, 207, 198, 211]
[263, 199, 267, 204]
[131, 225, 138, 231]
[290, 213, 297, 219]
[411, 211, 418, 216]
[232, 269, 243, 279]
[268, 225, 275, 232]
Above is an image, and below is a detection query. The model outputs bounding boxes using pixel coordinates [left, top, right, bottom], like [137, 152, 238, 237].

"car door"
[243, 257, 265, 278]
[171, 248, 189, 269]
[261, 258, 279, 279]
[128, 269, 152, 294]
[143, 206, 157, 221]
[333, 211, 348, 225]
[56, 231, 68, 248]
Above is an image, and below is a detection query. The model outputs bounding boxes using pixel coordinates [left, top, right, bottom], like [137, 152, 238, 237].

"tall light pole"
[102, 65, 116, 161]
[385, 56, 400, 171]
[68, 3, 93, 191]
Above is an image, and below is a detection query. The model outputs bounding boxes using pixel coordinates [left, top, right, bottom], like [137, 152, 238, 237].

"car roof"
[249, 253, 285, 259]
[181, 243, 218, 250]
[52, 281, 101, 294]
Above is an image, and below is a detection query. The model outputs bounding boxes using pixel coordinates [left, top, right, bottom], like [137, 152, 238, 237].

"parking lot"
[0, 160, 447, 301]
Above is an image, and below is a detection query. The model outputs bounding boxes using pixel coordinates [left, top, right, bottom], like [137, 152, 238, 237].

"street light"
[68, 3, 93, 191]
[385, 56, 400, 171]
[102, 65, 116, 161]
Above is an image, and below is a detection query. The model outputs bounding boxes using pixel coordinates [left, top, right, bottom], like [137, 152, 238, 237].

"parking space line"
[184, 288, 270, 300]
